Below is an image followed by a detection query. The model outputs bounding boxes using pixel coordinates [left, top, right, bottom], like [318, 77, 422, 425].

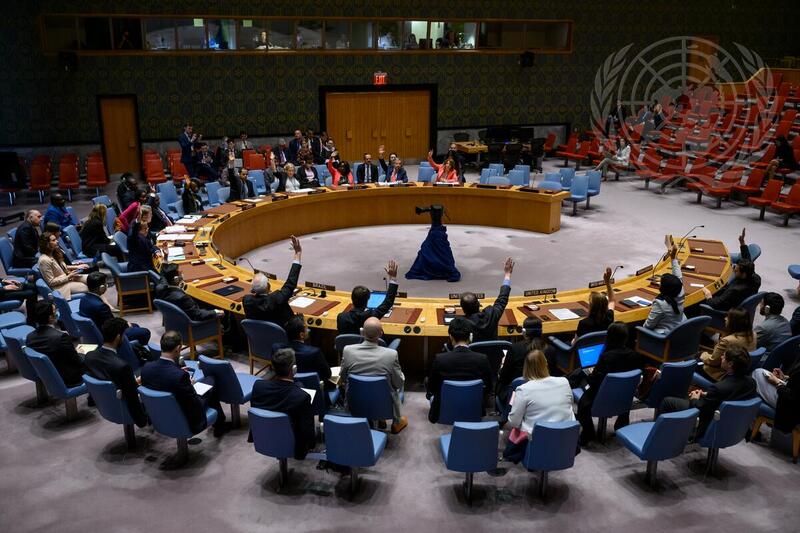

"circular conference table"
[159, 182, 732, 375]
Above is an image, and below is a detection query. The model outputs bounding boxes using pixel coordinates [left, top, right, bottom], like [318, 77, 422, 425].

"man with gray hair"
[12, 209, 42, 268]
[339, 317, 408, 434]
[243, 235, 302, 328]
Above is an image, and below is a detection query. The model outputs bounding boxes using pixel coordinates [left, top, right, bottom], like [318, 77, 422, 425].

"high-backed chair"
[522, 420, 581, 498]
[644, 360, 697, 416]
[0, 238, 33, 277]
[565, 174, 589, 216]
[205, 181, 222, 207]
[248, 408, 297, 490]
[635, 316, 712, 363]
[616, 408, 699, 488]
[692, 348, 767, 390]
[437, 380, 484, 425]
[294, 371, 340, 419]
[241, 319, 287, 375]
[417, 166, 435, 183]
[113, 231, 129, 256]
[63, 225, 89, 259]
[346, 374, 395, 423]
[105, 206, 117, 234]
[468, 340, 512, 380]
[759, 334, 800, 372]
[102, 253, 153, 315]
[698, 291, 764, 335]
[559, 167, 575, 190]
[92, 195, 112, 207]
[496, 376, 526, 422]
[1, 325, 47, 404]
[751, 401, 800, 463]
[217, 186, 231, 205]
[71, 312, 104, 345]
[334, 334, 396, 363]
[549, 331, 607, 374]
[324, 415, 387, 494]
[507, 169, 527, 186]
[697, 398, 760, 476]
[439, 421, 499, 504]
[573, 369, 642, 442]
[585, 170, 602, 208]
[198, 355, 261, 426]
[51, 290, 81, 338]
[729, 243, 762, 264]
[154, 299, 223, 360]
[25, 347, 88, 421]
[82, 374, 139, 450]
[138, 386, 218, 466]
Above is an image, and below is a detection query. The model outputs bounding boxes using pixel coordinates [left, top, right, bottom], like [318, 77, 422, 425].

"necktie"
[391, 170, 396, 182]
[366, 165, 370, 181]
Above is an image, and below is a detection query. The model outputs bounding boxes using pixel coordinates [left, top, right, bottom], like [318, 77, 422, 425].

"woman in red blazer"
[326, 157, 354, 189]
[427, 150, 459, 183]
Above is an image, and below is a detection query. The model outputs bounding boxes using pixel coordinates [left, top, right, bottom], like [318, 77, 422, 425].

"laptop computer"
[367, 291, 387, 309]
[577, 344, 605, 369]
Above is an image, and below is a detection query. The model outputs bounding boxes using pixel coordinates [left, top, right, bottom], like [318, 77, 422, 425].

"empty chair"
[71, 312, 103, 345]
[154, 299, 223, 360]
[248, 169, 267, 194]
[205, 181, 222, 207]
[198, 355, 261, 426]
[585, 170, 602, 208]
[537, 181, 561, 192]
[521, 420, 581, 498]
[487, 175, 510, 186]
[417, 166, 435, 183]
[57, 160, 79, 200]
[616, 408, 699, 488]
[644, 360, 697, 416]
[479, 168, 493, 184]
[51, 290, 81, 338]
[138, 386, 218, 466]
[102, 253, 154, 315]
[324, 415, 387, 494]
[217, 186, 231, 205]
[105, 206, 117, 235]
[696, 398, 760, 476]
[346, 374, 396, 423]
[92, 195, 112, 207]
[86, 160, 108, 196]
[438, 380, 484, 425]
[507, 169, 527, 186]
[636, 316, 712, 363]
[248, 408, 298, 490]
[25, 347, 88, 421]
[241, 319, 288, 375]
[439, 421, 499, 503]
[488, 163, 504, 175]
[1, 325, 47, 404]
[113, 231, 128, 256]
[564, 174, 589, 216]
[82, 374, 139, 450]
[573, 369, 642, 443]
[559, 167, 575, 191]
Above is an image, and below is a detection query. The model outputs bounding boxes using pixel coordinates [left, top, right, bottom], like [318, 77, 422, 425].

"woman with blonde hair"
[37, 232, 89, 299]
[503, 349, 575, 463]
[79, 203, 124, 260]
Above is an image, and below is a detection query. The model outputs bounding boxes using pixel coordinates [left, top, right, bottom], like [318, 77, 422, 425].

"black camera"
[415, 204, 444, 225]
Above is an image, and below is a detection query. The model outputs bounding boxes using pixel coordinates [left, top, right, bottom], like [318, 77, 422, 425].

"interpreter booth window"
[297, 20, 323, 49]
[237, 20, 269, 50]
[145, 19, 176, 50]
[112, 18, 143, 50]
[44, 16, 78, 51]
[525, 22, 570, 51]
[403, 21, 428, 49]
[78, 17, 112, 50]
[478, 22, 524, 49]
[430, 22, 477, 49]
[325, 20, 350, 49]
[269, 20, 295, 49]
[350, 22, 374, 50]
[377, 21, 402, 50]
[177, 19, 208, 50]
[207, 19, 236, 50]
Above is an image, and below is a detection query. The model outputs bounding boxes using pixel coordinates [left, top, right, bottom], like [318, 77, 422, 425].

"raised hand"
[504, 257, 515, 276]
[290, 235, 301, 255]
[603, 266, 613, 283]
[385, 259, 398, 279]
[739, 227, 746, 246]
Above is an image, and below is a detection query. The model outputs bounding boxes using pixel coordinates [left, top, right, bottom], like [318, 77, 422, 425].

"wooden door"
[325, 90, 430, 162]
[98, 95, 141, 176]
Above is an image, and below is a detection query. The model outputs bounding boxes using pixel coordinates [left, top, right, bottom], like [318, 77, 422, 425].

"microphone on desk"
[676, 224, 705, 251]
[237, 256, 261, 274]
[610, 265, 624, 280]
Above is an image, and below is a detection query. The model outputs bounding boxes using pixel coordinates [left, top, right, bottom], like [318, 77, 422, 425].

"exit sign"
[373, 71, 388, 85]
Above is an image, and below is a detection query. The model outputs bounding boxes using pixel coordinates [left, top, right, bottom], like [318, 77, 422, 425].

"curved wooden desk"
[161, 183, 731, 374]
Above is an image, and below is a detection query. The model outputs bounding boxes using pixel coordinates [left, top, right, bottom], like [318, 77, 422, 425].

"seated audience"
[0, 276, 37, 325]
[83, 318, 147, 428]
[575, 268, 615, 338]
[12, 209, 41, 268]
[502, 349, 575, 463]
[297, 159, 321, 188]
[127, 218, 163, 274]
[661, 345, 756, 439]
[498, 317, 558, 402]
[181, 177, 204, 214]
[25, 301, 85, 387]
[427, 150, 459, 183]
[326, 157, 354, 188]
[642, 243, 685, 334]
[356, 152, 379, 183]
[700, 229, 760, 312]
[573, 322, 641, 445]
[765, 135, 798, 181]
[79, 272, 151, 346]
[117, 173, 139, 212]
[273, 138, 290, 166]
[116, 188, 149, 233]
[243, 236, 301, 327]
[698, 307, 756, 382]
[754, 293, 792, 353]
[140, 331, 229, 437]
[336, 260, 398, 335]
[594, 137, 631, 179]
[274, 314, 332, 384]
[427, 318, 493, 423]
[752, 351, 800, 435]
[80, 204, 123, 260]
[459, 257, 513, 342]
[340, 317, 407, 433]
[148, 194, 174, 233]
[277, 163, 301, 192]
[37, 232, 89, 299]
[42, 193, 73, 230]
[250, 348, 316, 458]
[155, 264, 224, 322]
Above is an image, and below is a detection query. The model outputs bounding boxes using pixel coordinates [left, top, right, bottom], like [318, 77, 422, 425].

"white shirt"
[284, 176, 300, 192]
[507, 376, 575, 435]
[614, 145, 631, 165]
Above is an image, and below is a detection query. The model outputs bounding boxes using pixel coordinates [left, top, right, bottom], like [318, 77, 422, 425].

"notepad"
[167, 246, 184, 257]
[301, 387, 317, 403]
[550, 308, 580, 320]
[76, 344, 97, 355]
[163, 225, 189, 234]
[194, 382, 213, 396]
[290, 296, 316, 309]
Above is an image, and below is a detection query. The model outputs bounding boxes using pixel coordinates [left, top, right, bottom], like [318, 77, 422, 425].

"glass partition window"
[438, 22, 476, 49]
[297, 20, 322, 49]
[404, 21, 428, 49]
[525, 22, 570, 51]
[144, 19, 176, 50]
[44, 16, 77, 51]
[112, 18, 143, 50]
[325, 21, 350, 49]
[479, 22, 524, 49]
[207, 19, 236, 50]
[78, 17, 112, 50]
[176, 18, 207, 50]
[237, 19, 268, 50]
[269, 20, 294, 49]
[350, 22, 374, 49]
[377, 21, 402, 50]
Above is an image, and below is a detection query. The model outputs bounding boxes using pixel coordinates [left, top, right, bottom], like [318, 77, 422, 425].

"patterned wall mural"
[0, 0, 797, 145]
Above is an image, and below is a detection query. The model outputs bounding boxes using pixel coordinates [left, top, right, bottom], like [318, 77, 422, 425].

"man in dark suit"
[155, 264, 224, 322]
[148, 194, 173, 233]
[660, 345, 756, 439]
[459, 257, 514, 342]
[243, 236, 302, 328]
[699, 229, 761, 313]
[117, 174, 139, 212]
[25, 301, 85, 387]
[306, 129, 322, 164]
[274, 314, 331, 382]
[288, 130, 304, 164]
[12, 209, 41, 268]
[356, 153, 379, 184]
[604, 100, 628, 136]
[427, 318, 493, 423]
[250, 347, 316, 459]
[178, 124, 198, 178]
[336, 260, 399, 335]
[80, 272, 151, 346]
[140, 330, 229, 437]
[273, 139, 290, 167]
[84, 318, 147, 427]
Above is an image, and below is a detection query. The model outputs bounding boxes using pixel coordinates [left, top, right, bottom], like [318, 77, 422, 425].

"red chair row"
[748, 180, 800, 225]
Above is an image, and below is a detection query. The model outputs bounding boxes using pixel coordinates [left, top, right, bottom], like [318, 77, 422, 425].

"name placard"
[588, 278, 614, 289]
[397, 291, 408, 298]
[449, 292, 484, 300]
[263, 272, 277, 280]
[524, 288, 557, 297]
[271, 194, 289, 202]
[240, 203, 255, 211]
[636, 265, 654, 276]
[306, 281, 336, 291]
[307, 188, 327, 195]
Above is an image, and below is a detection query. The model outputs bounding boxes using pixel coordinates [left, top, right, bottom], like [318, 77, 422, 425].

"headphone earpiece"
[764, 305, 770, 314]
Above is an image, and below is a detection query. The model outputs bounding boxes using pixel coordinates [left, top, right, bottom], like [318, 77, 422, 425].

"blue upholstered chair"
[249, 408, 298, 490]
[788, 264, 800, 290]
[635, 316, 711, 363]
[71, 312, 103, 345]
[138, 385, 218, 466]
[334, 334, 397, 361]
[760, 335, 800, 372]
[469, 339, 512, 378]
[156, 182, 180, 213]
[565, 174, 589, 216]
[0, 306, 26, 349]
[295, 371, 340, 419]
[437, 380, 484, 425]
[417, 166, 435, 183]
[544, 171, 561, 183]
[154, 299, 223, 361]
[118, 335, 144, 371]
[585, 170, 602, 208]
[248, 170, 267, 195]
[51, 290, 81, 338]
[102, 253, 155, 315]
[751, 401, 800, 463]
[105, 206, 117, 234]
[697, 398, 760, 476]
[1, 325, 47, 404]
[199, 355, 261, 426]
[513, 164, 531, 179]
[487, 175, 510, 186]
[692, 348, 766, 390]
[616, 408, 699, 488]
[112, 231, 129, 256]
[573, 369, 642, 443]
[559, 167, 575, 191]
[538, 180, 562, 192]
[62, 225, 89, 259]
[729, 243, 762, 264]
[25, 347, 88, 421]
[644, 360, 697, 416]
[549, 331, 607, 374]
[241, 319, 288, 375]
[496, 376, 526, 422]
[82, 374, 139, 450]
[698, 291, 764, 335]
[479, 168, 493, 184]
[439, 421, 499, 504]
[205, 181, 222, 207]
[324, 415, 387, 494]
[217, 186, 230, 204]
[346, 374, 395, 423]
[92, 195, 112, 207]
[522, 420, 581, 498]
[507, 169, 527, 186]
[0, 238, 33, 277]
[488, 163, 504, 175]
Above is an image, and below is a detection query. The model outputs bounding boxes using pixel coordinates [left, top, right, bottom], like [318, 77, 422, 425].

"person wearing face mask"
[43, 193, 73, 230]
[79, 271, 151, 346]
[25, 301, 85, 387]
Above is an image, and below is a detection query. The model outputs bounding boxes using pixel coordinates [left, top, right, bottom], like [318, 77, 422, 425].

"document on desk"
[167, 246, 185, 257]
[290, 296, 316, 309]
[550, 308, 581, 320]
[628, 296, 652, 306]
[163, 225, 189, 234]
[301, 387, 317, 403]
[194, 382, 213, 396]
[76, 344, 98, 355]
[156, 233, 196, 242]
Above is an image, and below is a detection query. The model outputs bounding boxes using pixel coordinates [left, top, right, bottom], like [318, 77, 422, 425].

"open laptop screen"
[578, 344, 605, 369]
[367, 291, 387, 309]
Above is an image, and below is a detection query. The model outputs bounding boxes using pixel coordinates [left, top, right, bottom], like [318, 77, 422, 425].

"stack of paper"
[550, 308, 580, 320]
[290, 296, 316, 309]
[167, 246, 186, 261]
[628, 296, 653, 306]
[163, 225, 189, 234]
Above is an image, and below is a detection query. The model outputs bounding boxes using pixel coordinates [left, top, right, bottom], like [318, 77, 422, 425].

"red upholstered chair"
[703, 170, 745, 208]
[752, 145, 776, 170]
[635, 156, 664, 189]
[769, 184, 800, 226]
[542, 133, 557, 156]
[86, 160, 108, 196]
[731, 169, 766, 203]
[57, 160, 80, 200]
[748, 179, 783, 220]
[144, 157, 167, 185]
[29, 161, 52, 203]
